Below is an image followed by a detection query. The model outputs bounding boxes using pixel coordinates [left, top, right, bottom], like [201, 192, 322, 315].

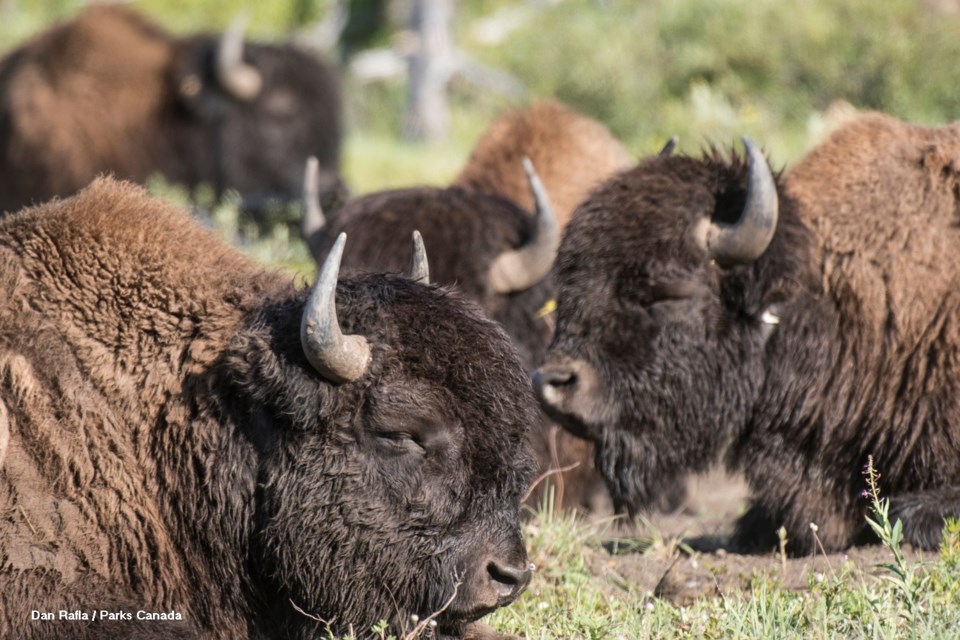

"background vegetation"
[8, 0, 960, 192]
[4, 1, 960, 637]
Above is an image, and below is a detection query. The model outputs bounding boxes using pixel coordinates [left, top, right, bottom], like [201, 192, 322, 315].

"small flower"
[809, 522, 819, 532]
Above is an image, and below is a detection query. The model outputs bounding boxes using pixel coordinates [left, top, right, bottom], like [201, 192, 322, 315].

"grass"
[474, 482, 960, 640]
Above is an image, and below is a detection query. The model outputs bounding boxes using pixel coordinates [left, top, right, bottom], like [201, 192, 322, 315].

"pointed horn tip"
[406, 230, 430, 283]
[304, 157, 319, 189]
[521, 156, 535, 176]
[741, 136, 763, 159]
[303, 156, 320, 192]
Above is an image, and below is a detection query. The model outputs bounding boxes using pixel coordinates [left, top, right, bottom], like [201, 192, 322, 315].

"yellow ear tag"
[536, 299, 557, 318]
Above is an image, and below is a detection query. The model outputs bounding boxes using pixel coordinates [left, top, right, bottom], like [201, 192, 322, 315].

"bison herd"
[2, 6, 960, 640]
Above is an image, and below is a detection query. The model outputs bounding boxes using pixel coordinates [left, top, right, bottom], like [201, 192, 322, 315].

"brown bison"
[0, 6, 343, 215]
[0, 178, 536, 639]
[453, 100, 633, 229]
[535, 114, 960, 554]
[303, 159, 614, 512]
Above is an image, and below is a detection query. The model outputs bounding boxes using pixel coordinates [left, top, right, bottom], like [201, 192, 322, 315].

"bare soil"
[581, 469, 926, 605]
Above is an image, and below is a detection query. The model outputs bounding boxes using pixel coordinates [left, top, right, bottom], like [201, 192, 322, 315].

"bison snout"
[532, 366, 576, 406]
[486, 557, 532, 602]
[533, 359, 609, 440]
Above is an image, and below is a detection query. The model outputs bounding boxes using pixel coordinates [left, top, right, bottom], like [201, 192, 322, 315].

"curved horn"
[216, 15, 263, 101]
[488, 157, 559, 294]
[300, 233, 371, 383]
[658, 136, 678, 157]
[404, 230, 430, 284]
[705, 136, 779, 266]
[301, 157, 326, 239]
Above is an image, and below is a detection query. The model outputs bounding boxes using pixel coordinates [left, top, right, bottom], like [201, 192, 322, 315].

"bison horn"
[488, 158, 559, 294]
[705, 136, 779, 266]
[658, 136, 678, 157]
[216, 15, 263, 101]
[301, 157, 326, 240]
[404, 230, 430, 283]
[301, 233, 371, 383]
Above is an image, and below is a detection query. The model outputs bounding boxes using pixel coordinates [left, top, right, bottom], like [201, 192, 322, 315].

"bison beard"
[0, 179, 535, 639]
[538, 116, 960, 554]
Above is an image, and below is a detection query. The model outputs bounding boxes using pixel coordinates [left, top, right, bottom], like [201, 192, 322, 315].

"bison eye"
[375, 430, 425, 455]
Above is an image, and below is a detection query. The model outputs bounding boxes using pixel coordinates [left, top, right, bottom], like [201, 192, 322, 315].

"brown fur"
[454, 100, 632, 229]
[785, 112, 960, 343]
[0, 181, 277, 634]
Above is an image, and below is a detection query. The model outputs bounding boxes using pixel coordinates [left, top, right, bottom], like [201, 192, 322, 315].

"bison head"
[226, 234, 536, 637]
[169, 18, 344, 211]
[534, 139, 813, 515]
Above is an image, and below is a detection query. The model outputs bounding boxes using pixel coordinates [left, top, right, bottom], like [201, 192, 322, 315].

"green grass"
[479, 491, 960, 640]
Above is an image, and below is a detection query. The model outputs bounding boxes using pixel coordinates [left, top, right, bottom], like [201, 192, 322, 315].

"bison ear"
[404, 231, 430, 284]
[703, 137, 779, 267]
[216, 14, 263, 101]
[488, 158, 559, 294]
[300, 233, 371, 384]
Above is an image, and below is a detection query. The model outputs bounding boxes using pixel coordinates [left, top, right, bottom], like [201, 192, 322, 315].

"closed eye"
[375, 431, 425, 453]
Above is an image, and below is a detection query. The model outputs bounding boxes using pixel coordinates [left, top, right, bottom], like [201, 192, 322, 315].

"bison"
[0, 178, 536, 639]
[535, 114, 960, 554]
[453, 100, 633, 229]
[0, 5, 344, 216]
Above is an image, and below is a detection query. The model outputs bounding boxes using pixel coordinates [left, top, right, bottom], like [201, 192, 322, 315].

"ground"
[582, 469, 923, 606]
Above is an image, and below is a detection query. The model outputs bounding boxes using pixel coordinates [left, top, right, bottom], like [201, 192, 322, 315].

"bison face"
[228, 243, 536, 638]
[170, 32, 343, 208]
[535, 144, 792, 515]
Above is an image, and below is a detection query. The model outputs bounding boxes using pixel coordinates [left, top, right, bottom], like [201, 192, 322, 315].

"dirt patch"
[583, 468, 925, 605]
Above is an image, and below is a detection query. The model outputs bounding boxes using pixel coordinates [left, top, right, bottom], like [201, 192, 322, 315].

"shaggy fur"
[0, 6, 343, 215]
[540, 113, 960, 554]
[0, 179, 536, 639]
[308, 186, 612, 512]
[454, 100, 633, 229]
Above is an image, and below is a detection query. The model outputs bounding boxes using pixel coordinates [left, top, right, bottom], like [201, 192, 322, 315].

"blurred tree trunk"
[405, 0, 453, 142]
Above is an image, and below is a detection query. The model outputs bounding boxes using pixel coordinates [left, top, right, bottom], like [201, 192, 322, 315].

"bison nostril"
[487, 560, 533, 598]
[532, 367, 577, 407]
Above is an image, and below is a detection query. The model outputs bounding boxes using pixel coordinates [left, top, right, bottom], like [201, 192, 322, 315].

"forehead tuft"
[560, 153, 750, 271]
[342, 274, 536, 437]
